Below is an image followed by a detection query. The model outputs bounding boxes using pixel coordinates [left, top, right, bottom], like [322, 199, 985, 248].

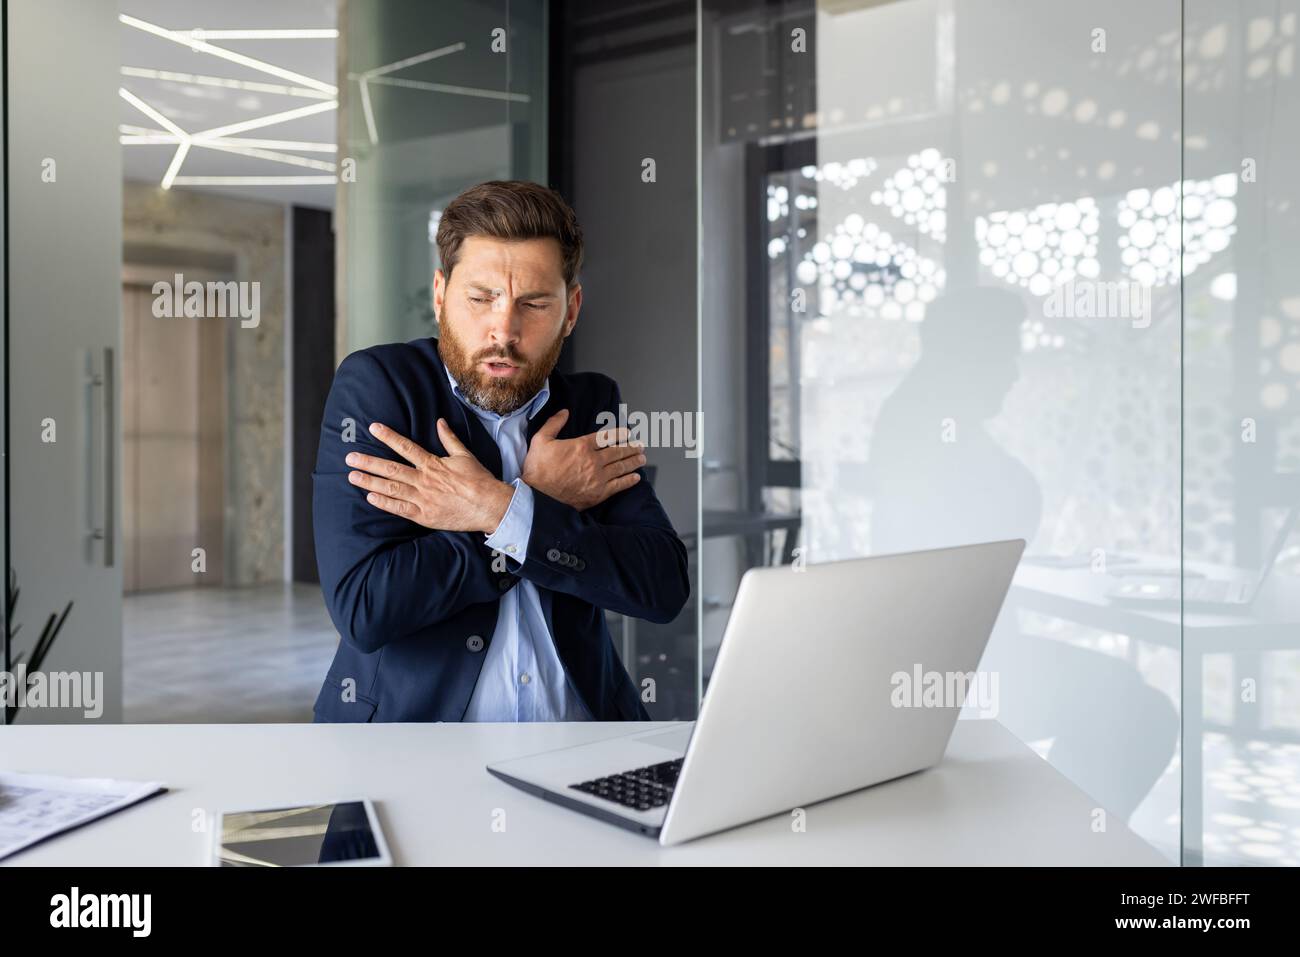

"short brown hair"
[435, 180, 584, 288]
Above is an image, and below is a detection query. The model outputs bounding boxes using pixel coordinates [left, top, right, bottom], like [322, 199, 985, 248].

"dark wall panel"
[292, 206, 336, 583]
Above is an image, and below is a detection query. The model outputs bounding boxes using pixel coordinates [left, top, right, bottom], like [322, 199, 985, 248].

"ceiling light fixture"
[352, 42, 466, 145]
[120, 88, 192, 189]
[119, 17, 343, 189]
[190, 100, 338, 140]
[193, 140, 336, 172]
[364, 42, 465, 79]
[120, 127, 337, 153]
[364, 74, 531, 103]
[359, 76, 378, 145]
[119, 88, 188, 139]
[161, 140, 192, 190]
[177, 29, 339, 40]
[170, 175, 336, 186]
[119, 14, 337, 96]
[119, 91, 337, 188]
[121, 66, 333, 100]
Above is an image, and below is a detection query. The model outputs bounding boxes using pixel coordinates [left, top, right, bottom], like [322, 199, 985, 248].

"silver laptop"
[1106, 505, 1298, 609]
[486, 538, 1026, 846]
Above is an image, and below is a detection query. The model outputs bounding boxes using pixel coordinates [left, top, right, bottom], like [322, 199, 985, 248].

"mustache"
[475, 346, 525, 365]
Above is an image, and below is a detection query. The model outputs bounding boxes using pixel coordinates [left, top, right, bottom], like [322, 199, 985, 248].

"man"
[312, 180, 690, 723]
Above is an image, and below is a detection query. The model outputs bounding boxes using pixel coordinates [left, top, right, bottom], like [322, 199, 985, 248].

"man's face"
[434, 235, 580, 415]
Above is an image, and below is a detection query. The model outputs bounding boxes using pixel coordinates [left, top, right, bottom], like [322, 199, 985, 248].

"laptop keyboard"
[569, 757, 683, 812]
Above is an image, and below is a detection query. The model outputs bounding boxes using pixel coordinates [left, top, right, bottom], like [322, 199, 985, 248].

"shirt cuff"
[484, 478, 534, 567]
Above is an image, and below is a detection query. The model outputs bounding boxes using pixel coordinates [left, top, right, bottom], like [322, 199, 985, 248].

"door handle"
[84, 347, 115, 567]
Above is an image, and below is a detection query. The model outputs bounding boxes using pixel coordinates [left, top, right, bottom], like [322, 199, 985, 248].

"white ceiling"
[119, 0, 338, 209]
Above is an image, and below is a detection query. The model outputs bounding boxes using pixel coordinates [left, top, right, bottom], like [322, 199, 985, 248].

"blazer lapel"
[527, 375, 569, 444]
[460, 412, 504, 480]
[427, 340, 505, 480]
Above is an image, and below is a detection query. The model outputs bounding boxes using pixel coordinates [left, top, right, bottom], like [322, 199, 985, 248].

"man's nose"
[486, 302, 523, 344]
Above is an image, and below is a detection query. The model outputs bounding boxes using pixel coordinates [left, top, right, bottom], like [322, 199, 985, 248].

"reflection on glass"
[698, 0, 1300, 865]
[340, 0, 547, 353]
[1185, 0, 1300, 868]
[218, 802, 383, 866]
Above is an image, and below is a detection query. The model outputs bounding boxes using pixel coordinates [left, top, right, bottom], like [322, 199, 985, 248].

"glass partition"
[339, 0, 549, 356]
[1183, 0, 1300, 867]
[701, 0, 1188, 862]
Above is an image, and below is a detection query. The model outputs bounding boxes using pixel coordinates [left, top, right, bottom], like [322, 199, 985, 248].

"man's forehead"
[456, 235, 563, 283]
[464, 279, 558, 298]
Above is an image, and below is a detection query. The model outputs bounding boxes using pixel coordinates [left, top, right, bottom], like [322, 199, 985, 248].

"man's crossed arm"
[343, 412, 645, 533]
[313, 352, 689, 654]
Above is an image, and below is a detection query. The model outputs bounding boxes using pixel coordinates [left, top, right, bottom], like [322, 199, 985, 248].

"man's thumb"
[537, 408, 569, 440]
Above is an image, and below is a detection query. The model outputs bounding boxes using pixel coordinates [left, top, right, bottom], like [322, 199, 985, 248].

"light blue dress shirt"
[447, 367, 593, 722]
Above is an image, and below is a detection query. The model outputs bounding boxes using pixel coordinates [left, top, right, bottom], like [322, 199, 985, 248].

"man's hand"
[346, 419, 514, 533]
[522, 409, 646, 511]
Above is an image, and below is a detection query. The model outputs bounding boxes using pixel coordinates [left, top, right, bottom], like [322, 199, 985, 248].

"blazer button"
[546, 548, 561, 562]
[575, 559, 586, 571]
[466, 635, 485, 652]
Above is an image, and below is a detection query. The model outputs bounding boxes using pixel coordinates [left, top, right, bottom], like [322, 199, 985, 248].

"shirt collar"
[444, 362, 550, 422]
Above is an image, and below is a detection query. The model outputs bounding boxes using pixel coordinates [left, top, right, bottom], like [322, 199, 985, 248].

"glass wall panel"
[339, 0, 548, 355]
[1183, 0, 1300, 867]
[701, 0, 1184, 860]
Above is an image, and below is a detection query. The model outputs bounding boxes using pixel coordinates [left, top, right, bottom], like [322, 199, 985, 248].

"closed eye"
[469, 297, 549, 310]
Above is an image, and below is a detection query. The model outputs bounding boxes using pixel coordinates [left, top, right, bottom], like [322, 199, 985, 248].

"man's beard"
[437, 315, 564, 415]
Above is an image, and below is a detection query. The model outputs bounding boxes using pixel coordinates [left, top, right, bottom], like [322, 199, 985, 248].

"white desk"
[1, 719, 1169, 866]
[1011, 557, 1300, 864]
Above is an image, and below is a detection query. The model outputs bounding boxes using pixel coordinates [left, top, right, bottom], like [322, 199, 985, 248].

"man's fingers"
[590, 427, 632, 449]
[597, 442, 645, 467]
[360, 489, 419, 520]
[344, 450, 419, 482]
[436, 417, 472, 457]
[604, 472, 641, 496]
[603, 449, 647, 475]
[536, 408, 569, 441]
[369, 422, 433, 467]
[348, 469, 417, 503]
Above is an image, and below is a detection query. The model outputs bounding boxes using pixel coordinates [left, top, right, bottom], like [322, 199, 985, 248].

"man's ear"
[563, 282, 582, 337]
[432, 269, 446, 322]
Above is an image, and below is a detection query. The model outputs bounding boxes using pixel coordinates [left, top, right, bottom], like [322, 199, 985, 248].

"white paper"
[0, 771, 166, 861]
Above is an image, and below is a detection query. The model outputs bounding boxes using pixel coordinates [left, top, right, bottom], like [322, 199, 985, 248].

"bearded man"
[311, 180, 689, 723]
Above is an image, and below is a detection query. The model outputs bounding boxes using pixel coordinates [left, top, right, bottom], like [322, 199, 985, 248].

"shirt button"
[466, 635, 484, 652]
[504, 544, 517, 554]
[519, 673, 531, 685]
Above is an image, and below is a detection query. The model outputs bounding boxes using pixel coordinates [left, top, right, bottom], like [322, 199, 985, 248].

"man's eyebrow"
[466, 282, 557, 299]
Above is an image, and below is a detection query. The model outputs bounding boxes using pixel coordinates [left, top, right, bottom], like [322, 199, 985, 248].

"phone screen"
[217, 802, 382, 866]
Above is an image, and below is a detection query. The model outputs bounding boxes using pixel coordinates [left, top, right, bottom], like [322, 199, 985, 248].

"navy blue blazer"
[311, 337, 690, 723]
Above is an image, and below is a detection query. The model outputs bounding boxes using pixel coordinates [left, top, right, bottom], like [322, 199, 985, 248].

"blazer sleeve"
[312, 349, 504, 654]
[513, 378, 691, 624]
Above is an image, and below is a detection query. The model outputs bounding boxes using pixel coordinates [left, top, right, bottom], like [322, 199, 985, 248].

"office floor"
[123, 584, 338, 724]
